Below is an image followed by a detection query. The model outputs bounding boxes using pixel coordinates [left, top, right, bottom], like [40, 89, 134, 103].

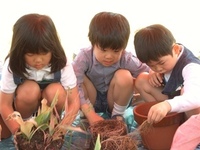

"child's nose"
[34, 56, 43, 62]
[154, 66, 162, 72]
[105, 53, 113, 58]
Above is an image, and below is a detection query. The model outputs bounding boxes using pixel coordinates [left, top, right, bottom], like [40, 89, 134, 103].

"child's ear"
[173, 44, 181, 55]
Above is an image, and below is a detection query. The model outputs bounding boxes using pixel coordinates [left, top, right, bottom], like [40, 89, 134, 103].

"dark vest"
[13, 71, 61, 89]
[162, 46, 200, 98]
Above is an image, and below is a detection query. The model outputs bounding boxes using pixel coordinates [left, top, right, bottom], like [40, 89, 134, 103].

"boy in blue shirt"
[72, 11, 149, 125]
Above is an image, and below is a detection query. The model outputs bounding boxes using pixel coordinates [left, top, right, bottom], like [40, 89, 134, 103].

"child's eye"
[26, 53, 34, 56]
[114, 50, 120, 53]
[159, 62, 165, 65]
[39, 52, 48, 55]
[100, 48, 106, 52]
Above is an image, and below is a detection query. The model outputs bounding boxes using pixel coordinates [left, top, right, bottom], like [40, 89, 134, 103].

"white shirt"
[166, 48, 200, 113]
[1, 59, 77, 93]
[0, 60, 2, 88]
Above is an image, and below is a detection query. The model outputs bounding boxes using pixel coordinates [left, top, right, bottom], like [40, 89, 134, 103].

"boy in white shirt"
[134, 24, 200, 124]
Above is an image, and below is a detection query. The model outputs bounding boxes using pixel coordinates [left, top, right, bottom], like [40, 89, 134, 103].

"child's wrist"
[81, 102, 94, 115]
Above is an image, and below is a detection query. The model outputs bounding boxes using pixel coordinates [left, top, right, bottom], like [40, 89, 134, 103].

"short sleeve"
[60, 60, 77, 90]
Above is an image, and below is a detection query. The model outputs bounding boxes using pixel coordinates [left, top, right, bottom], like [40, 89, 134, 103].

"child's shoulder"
[73, 46, 93, 64]
[80, 46, 92, 52]
[76, 46, 93, 58]
[2, 58, 9, 68]
[121, 50, 137, 60]
[75, 46, 92, 56]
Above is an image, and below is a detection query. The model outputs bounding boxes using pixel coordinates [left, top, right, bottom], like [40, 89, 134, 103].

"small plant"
[7, 90, 85, 150]
[94, 134, 101, 150]
[89, 119, 138, 150]
[0, 124, 2, 141]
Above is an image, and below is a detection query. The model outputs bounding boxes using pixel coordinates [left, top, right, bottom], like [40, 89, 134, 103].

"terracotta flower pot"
[133, 101, 184, 150]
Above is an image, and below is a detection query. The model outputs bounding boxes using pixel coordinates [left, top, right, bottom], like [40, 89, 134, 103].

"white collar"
[26, 65, 51, 73]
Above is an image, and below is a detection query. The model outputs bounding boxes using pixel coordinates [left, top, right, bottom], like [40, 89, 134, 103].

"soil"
[89, 119, 138, 150]
[14, 129, 64, 150]
[14, 119, 138, 150]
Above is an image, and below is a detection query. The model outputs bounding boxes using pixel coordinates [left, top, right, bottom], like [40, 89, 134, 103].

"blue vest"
[13, 71, 61, 89]
[162, 46, 200, 98]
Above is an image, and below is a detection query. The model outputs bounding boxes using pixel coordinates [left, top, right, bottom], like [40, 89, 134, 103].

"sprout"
[7, 111, 37, 140]
[6, 89, 85, 149]
[0, 125, 2, 141]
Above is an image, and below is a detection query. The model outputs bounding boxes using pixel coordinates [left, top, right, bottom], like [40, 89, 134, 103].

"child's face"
[147, 45, 180, 74]
[93, 45, 124, 67]
[25, 52, 52, 70]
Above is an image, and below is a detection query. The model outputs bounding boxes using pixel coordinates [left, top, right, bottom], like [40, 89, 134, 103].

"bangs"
[98, 35, 126, 50]
[23, 32, 52, 54]
[136, 41, 171, 63]
[134, 28, 172, 63]
[24, 43, 51, 54]
[89, 12, 130, 50]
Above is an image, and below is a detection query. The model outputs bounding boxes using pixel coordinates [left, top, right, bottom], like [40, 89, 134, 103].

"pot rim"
[133, 101, 184, 127]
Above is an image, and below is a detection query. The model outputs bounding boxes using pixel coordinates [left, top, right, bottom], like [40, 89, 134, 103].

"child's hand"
[88, 113, 104, 125]
[148, 71, 164, 87]
[81, 103, 104, 125]
[147, 101, 171, 124]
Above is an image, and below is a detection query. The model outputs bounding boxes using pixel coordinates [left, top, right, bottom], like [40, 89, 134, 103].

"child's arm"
[81, 103, 104, 125]
[0, 91, 20, 134]
[65, 86, 80, 125]
[148, 69, 165, 87]
[147, 100, 171, 124]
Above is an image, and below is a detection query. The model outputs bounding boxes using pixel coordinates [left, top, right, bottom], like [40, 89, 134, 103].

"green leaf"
[34, 111, 51, 127]
[35, 90, 59, 127]
[94, 134, 101, 150]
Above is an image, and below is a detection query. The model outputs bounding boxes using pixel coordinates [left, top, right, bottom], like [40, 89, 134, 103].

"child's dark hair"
[6, 13, 67, 78]
[134, 24, 176, 63]
[88, 11, 130, 50]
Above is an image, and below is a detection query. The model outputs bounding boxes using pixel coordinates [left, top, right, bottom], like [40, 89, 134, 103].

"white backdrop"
[0, 0, 200, 63]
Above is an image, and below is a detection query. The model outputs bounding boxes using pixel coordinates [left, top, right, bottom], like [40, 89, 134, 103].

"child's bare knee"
[114, 69, 133, 85]
[135, 72, 149, 88]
